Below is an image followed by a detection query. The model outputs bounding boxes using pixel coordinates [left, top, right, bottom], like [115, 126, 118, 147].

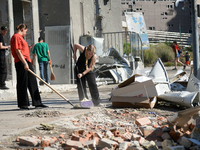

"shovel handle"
[28, 69, 74, 107]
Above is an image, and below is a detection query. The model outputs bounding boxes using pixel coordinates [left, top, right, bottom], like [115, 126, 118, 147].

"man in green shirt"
[32, 37, 52, 85]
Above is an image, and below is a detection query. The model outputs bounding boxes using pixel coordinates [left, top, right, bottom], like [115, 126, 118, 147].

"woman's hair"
[173, 40, 177, 45]
[173, 40, 182, 49]
[87, 45, 96, 53]
[16, 24, 27, 31]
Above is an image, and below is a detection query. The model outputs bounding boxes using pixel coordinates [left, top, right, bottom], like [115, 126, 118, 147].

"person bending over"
[73, 44, 101, 106]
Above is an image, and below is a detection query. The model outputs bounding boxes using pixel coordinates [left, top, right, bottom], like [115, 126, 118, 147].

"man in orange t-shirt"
[10, 24, 48, 110]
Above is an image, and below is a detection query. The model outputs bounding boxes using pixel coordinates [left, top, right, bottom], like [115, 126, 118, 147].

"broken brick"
[105, 130, 114, 138]
[62, 140, 82, 149]
[161, 132, 171, 140]
[155, 129, 164, 137]
[73, 129, 85, 136]
[135, 117, 151, 126]
[131, 134, 141, 141]
[169, 130, 181, 142]
[113, 137, 124, 144]
[139, 126, 154, 137]
[121, 132, 132, 140]
[59, 134, 65, 139]
[83, 139, 96, 149]
[41, 139, 50, 147]
[98, 138, 118, 149]
[114, 131, 120, 137]
[19, 136, 41, 147]
[85, 131, 93, 140]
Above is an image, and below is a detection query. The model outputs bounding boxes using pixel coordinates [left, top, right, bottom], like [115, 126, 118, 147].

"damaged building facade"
[1, 0, 123, 84]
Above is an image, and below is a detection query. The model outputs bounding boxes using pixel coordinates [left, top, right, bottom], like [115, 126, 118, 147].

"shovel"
[70, 44, 94, 107]
[28, 69, 90, 109]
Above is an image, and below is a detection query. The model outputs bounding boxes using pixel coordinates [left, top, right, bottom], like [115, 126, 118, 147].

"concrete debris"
[24, 110, 64, 118]
[168, 106, 200, 128]
[13, 108, 200, 149]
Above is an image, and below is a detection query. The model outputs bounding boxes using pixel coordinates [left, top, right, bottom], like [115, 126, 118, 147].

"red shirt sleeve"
[174, 45, 179, 52]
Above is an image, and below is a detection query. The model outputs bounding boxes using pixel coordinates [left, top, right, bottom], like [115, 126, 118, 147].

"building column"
[8, 0, 16, 85]
[31, 0, 40, 76]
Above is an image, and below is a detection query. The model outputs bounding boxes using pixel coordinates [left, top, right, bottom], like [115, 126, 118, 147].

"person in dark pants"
[73, 44, 101, 106]
[0, 26, 10, 90]
[10, 23, 48, 110]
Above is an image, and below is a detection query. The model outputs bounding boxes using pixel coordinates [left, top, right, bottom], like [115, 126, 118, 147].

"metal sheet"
[155, 84, 171, 95]
[109, 67, 133, 83]
[158, 91, 200, 108]
[148, 58, 169, 84]
[102, 47, 130, 67]
[170, 70, 188, 83]
[186, 74, 200, 92]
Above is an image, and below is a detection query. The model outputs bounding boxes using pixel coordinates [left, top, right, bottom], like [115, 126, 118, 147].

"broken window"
[136, 8, 142, 11]
[168, 24, 174, 27]
[149, 27, 155, 30]
[167, 4, 173, 9]
[161, 12, 168, 15]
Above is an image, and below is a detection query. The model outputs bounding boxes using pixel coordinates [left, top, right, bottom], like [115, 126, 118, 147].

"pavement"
[0, 66, 192, 143]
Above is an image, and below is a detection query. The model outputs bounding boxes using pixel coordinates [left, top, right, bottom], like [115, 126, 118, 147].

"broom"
[49, 63, 56, 80]
[71, 44, 94, 107]
[28, 69, 90, 109]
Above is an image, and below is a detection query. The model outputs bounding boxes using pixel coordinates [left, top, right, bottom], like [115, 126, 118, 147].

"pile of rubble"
[9, 106, 200, 150]
[24, 110, 64, 118]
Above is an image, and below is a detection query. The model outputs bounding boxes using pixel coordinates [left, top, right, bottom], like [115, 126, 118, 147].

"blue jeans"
[39, 61, 49, 83]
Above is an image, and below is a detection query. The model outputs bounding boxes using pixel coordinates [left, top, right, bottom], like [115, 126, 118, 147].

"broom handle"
[49, 64, 54, 73]
[76, 66, 87, 98]
[28, 69, 74, 107]
[70, 44, 87, 98]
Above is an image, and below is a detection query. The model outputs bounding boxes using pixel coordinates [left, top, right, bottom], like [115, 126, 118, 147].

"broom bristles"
[80, 100, 94, 107]
[51, 73, 56, 80]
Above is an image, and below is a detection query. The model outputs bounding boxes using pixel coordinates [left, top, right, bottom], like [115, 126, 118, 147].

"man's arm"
[0, 42, 9, 49]
[47, 50, 52, 65]
[31, 54, 36, 65]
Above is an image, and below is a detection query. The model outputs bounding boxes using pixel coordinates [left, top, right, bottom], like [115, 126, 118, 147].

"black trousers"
[0, 56, 7, 87]
[75, 68, 100, 105]
[15, 61, 42, 107]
